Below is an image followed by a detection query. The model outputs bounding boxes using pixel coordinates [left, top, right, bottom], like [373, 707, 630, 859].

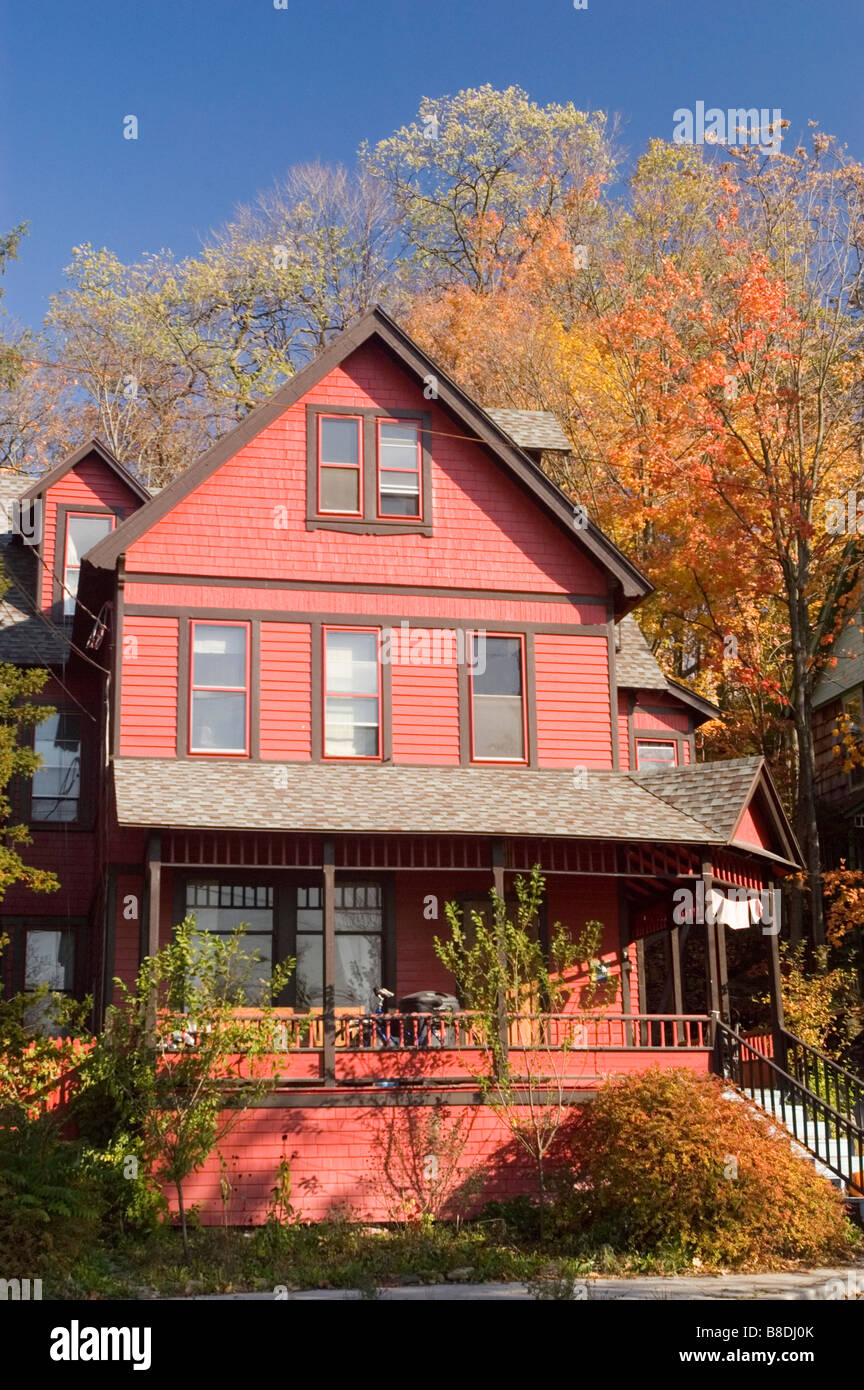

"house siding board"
[617, 692, 630, 770]
[122, 343, 607, 599]
[112, 873, 144, 1001]
[123, 582, 604, 626]
[534, 633, 612, 767]
[391, 640, 460, 765]
[633, 703, 691, 733]
[814, 698, 847, 799]
[259, 622, 311, 760]
[41, 458, 142, 611]
[119, 616, 179, 756]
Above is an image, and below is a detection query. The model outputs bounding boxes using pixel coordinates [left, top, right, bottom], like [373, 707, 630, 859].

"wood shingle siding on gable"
[113, 346, 609, 597]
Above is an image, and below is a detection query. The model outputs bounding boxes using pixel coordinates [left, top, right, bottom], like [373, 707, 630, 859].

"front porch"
[107, 826, 788, 1086]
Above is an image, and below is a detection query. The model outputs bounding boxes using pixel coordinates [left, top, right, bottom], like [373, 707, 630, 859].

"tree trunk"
[177, 1181, 190, 1263]
[787, 569, 825, 945]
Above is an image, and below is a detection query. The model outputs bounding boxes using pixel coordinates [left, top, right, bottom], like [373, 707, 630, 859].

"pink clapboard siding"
[41, 458, 142, 611]
[259, 622, 312, 760]
[534, 633, 612, 767]
[119, 616, 179, 755]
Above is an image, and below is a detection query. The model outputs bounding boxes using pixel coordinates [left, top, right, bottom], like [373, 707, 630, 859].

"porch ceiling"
[114, 757, 757, 847]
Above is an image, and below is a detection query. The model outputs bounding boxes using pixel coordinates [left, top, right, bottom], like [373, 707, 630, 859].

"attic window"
[306, 405, 432, 535]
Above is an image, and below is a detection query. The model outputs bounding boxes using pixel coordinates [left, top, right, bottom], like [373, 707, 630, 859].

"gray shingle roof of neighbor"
[0, 471, 67, 665]
[111, 755, 798, 865]
[483, 408, 572, 453]
[813, 617, 864, 710]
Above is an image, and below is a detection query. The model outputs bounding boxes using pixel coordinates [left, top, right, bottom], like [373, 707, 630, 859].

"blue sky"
[1, 0, 862, 330]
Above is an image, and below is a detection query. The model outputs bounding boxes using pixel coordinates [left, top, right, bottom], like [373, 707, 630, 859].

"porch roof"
[111, 756, 797, 863]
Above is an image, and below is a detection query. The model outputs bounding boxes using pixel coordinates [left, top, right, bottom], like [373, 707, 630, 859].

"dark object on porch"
[398, 991, 460, 1047]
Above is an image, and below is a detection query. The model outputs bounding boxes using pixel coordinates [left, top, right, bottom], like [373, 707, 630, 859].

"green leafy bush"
[0, 1114, 103, 1275]
[561, 1068, 855, 1267]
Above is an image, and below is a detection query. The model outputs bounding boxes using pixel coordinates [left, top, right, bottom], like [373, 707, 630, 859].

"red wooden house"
[0, 307, 806, 1221]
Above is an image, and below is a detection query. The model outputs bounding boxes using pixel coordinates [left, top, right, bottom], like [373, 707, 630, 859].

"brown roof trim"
[663, 677, 721, 726]
[21, 439, 150, 505]
[84, 307, 652, 606]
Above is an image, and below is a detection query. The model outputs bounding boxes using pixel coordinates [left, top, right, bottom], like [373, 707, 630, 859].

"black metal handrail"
[716, 1022, 864, 1188]
[780, 1029, 864, 1125]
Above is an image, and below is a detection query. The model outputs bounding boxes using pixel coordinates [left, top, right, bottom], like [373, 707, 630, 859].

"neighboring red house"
[0, 308, 804, 1221]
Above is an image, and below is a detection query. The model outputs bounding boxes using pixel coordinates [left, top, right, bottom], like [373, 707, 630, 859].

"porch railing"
[716, 1022, 864, 1187]
[261, 1011, 712, 1053]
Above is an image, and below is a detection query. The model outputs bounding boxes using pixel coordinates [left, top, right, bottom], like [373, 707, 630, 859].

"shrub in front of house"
[561, 1067, 856, 1268]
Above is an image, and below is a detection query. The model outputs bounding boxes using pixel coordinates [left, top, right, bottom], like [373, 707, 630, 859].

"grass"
[49, 1211, 861, 1300]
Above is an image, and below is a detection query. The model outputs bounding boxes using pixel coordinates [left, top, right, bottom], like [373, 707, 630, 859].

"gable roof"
[84, 307, 652, 611]
[484, 408, 571, 453]
[21, 439, 150, 504]
[111, 754, 801, 868]
[616, 614, 720, 725]
[631, 756, 799, 866]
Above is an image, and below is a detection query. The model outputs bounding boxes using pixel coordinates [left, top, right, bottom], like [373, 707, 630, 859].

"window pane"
[295, 934, 382, 1010]
[63, 567, 81, 618]
[636, 742, 677, 769]
[66, 515, 113, 566]
[379, 470, 421, 516]
[191, 690, 246, 750]
[185, 882, 274, 1006]
[33, 714, 81, 821]
[325, 630, 379, 694]
[324, 697, 379, 757]
[193, 624, 246, 687]
[379, 422, 419, 468]
[320, 466, 360, 513]
[473, 694, 524, 760]
[25, 930, 74, 991]
[320, 416, 359, 465]
[473, 637, 523, 696]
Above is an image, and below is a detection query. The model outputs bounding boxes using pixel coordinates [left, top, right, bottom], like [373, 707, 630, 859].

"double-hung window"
[63, 513, 115, 617]
[317, 415, 362, 516]
[469, 634, 527, 763]
[190, 622, 249, 754]
[323, 628, 381, 759]
[377, 419, 421, 518]
[32, 712, 81, 822]
[308, 407, 430, 532]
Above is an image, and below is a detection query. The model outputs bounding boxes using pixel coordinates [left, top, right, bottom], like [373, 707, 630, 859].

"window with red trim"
[469, 634, 527, 763]
[317, 415, 362, 515]
[323, 628, 381, 759]
[377, 419, 421, 518]
[190, 622, 250, 755]
[635, 739, 677, 770]
[63, 513, 115, 617]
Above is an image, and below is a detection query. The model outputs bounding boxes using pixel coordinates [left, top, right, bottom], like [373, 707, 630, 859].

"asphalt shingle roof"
[0, 473, 67, 665]
[631, 757, 763, 841]
[484, 408, 571, 453]
[112, 756, 776, 849]
[615, 613, 667, 689]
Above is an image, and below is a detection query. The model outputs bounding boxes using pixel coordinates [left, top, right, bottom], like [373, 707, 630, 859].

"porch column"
[616, 868, 634, 1047]
[144, 835, 161, 1043]
[702, 856, 721, 1032]
[669, 923, 684, 1043]
[715, 916, 731, 1023]
[322, 839, 336, 1086]
[765, 898, 787, 1072]
[491, 838, 509, 1069]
